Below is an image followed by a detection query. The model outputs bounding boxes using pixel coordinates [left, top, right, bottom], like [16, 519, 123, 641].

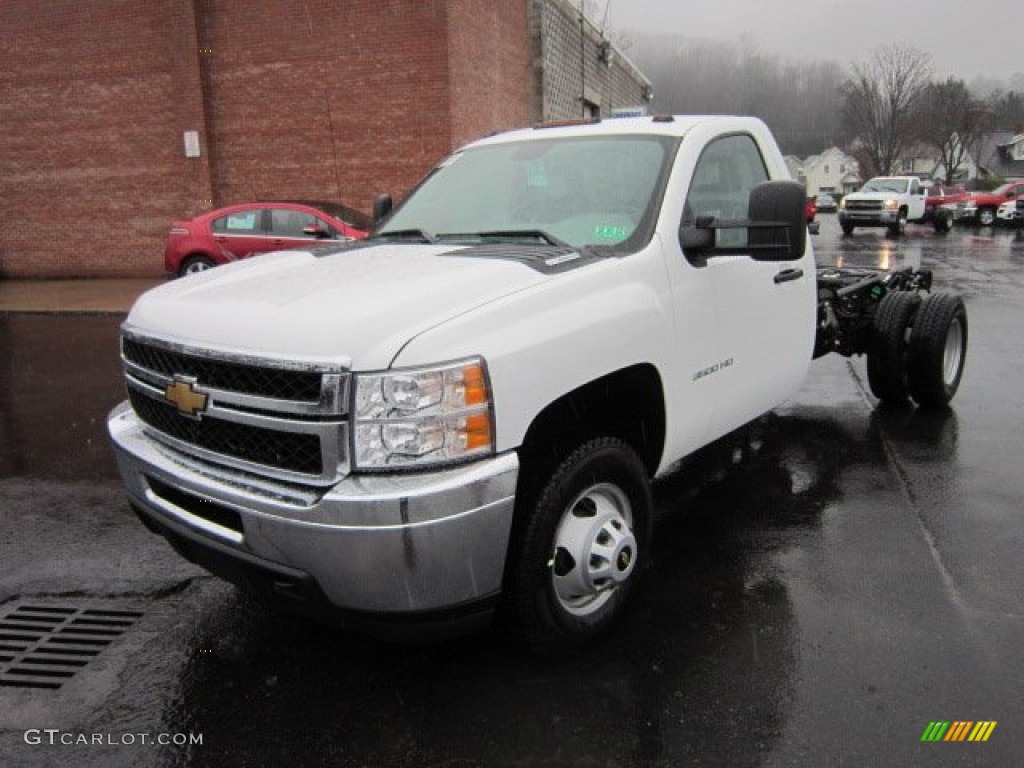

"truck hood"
[844, 191, 901, 202]
[126, 242, 554, 369]
[963, 191, 1002, 204]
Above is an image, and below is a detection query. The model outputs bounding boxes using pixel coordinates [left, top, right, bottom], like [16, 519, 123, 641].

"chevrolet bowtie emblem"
[164, 376, 209, 419]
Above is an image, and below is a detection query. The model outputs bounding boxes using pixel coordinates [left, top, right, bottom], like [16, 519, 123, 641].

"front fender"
[391, 246, 675, 453]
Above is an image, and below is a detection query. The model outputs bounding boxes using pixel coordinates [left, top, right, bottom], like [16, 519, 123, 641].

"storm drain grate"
[0, 604, 144, 690]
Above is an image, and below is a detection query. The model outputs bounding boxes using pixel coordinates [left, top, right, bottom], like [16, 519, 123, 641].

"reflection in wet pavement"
[3, 221, 1024, 766]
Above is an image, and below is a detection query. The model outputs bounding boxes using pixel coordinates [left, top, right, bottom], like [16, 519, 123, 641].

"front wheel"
[508, 437, 652, 658]
[977, 207, 996, 227]
[841, 222, 855, 236]
[887, 209, 908, 236]
[907, 293, 968, 408]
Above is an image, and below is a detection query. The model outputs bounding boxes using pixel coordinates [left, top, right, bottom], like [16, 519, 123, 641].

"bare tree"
[917, 78, 991, 184]
[629, 35, 845, 155]
[988, 89, 1024, 131]
[841, 45, 933, 175]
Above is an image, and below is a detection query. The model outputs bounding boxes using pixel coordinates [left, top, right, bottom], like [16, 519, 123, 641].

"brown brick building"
[0, 0, 650, 278]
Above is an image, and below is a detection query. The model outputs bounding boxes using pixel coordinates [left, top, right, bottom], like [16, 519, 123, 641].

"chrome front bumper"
[108, 402, 519, 616]
[838, 209, 900, 226]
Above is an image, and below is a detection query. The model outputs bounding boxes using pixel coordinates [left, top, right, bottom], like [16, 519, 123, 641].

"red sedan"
[164, 202, 367, 277]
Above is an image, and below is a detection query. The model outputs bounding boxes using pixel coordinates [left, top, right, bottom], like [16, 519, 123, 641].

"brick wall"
[196, 0, 460, 219]
[0, 0, 213, 278]
[0, 0, 623, 278]
[446, 0, 531, 147]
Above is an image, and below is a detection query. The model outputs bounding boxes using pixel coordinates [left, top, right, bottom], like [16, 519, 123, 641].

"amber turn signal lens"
[464, 412, 492, 450]
[463, 363, 488, 406]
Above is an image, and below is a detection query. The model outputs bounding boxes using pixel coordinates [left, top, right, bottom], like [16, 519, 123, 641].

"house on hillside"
[897, 137, 978, 182]
[976, 132, 1024, 181]
[784, 156, 805, 186]
[802, 147, 860, 195]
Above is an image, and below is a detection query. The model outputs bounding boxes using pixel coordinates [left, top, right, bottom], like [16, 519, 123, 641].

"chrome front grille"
[127, 389, 324, 475]
[121, 330, 349, 485]
[845, 199, 883, 212]
[123, 337, 323, 401]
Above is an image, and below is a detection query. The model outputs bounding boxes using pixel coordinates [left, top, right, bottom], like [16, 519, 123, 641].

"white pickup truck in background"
[839, 175, 954, 235]
[108, 116, 968, 656]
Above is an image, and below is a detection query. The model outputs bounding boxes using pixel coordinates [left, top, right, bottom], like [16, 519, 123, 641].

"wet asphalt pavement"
[2, 217, 1023, 767]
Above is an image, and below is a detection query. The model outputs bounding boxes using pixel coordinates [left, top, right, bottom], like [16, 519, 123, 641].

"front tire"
[508, 437, 652, 658]
[841, 222, 855, 236]
[977, 207, 996, 227]
[887, 209, 908, 236]
[907, 293, 968, 408]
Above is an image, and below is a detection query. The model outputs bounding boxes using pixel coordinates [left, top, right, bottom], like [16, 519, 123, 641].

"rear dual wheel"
[868, 292, 967, 408]
[907, 293, 968, 408]
[867, 292, 920, 403]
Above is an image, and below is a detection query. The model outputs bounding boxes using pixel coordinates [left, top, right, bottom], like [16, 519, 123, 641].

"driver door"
[908, 178, 926, 220]
[684, 134, 814, 438]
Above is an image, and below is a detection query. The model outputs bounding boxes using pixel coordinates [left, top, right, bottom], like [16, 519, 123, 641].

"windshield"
[860, 177, 909, 194]
[377, 135, 676, 251]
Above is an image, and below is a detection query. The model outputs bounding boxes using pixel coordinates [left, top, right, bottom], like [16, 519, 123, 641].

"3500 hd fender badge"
[693, 357, 734, 382]
[164, 375, 209, 419]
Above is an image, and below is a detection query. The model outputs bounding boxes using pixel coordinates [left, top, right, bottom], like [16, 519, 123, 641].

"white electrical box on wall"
[183, 130, 201, 158]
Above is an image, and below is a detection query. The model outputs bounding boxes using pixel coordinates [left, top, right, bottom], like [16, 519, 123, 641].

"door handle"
[774, 268, 804, 284]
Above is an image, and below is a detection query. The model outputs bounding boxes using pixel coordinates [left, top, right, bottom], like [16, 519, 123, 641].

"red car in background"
[165, 202, 368, 277]
[953, 181, 1024, 226]
[805, 197, 820, 234]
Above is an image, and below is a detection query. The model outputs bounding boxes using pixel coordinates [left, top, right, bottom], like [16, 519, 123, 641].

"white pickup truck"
[838, 175, 954, 236]
[108, 116, 968, 656]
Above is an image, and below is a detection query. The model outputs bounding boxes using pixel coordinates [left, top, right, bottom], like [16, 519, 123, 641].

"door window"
[684, 134, 769, 248]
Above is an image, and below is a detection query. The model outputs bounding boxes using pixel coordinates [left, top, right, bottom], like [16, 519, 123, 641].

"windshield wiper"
[374, 228, 437, 243]
[438, 229, 570, 247]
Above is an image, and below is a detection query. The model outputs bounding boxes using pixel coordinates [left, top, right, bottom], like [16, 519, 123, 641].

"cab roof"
[467, 115, 768, 148]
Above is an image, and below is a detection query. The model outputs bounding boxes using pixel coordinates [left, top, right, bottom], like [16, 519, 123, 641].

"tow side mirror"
[680, 180, 806, 263]
[372, 194, 393, 227]
[746, 180, 807, 262]
[679, 217, 714, 250]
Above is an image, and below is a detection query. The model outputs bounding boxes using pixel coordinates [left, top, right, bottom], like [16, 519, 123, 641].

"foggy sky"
[605, 0, 1019, 82]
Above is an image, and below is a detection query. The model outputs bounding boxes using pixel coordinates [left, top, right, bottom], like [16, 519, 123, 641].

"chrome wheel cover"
[943, 316, 965, 387]
[550, 483, 637, 617]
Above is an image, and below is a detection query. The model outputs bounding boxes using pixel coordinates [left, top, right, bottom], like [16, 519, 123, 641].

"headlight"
[352, 358, 494, 470]
[883, 198, 899, 211]
[838, 198, 846, 211]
